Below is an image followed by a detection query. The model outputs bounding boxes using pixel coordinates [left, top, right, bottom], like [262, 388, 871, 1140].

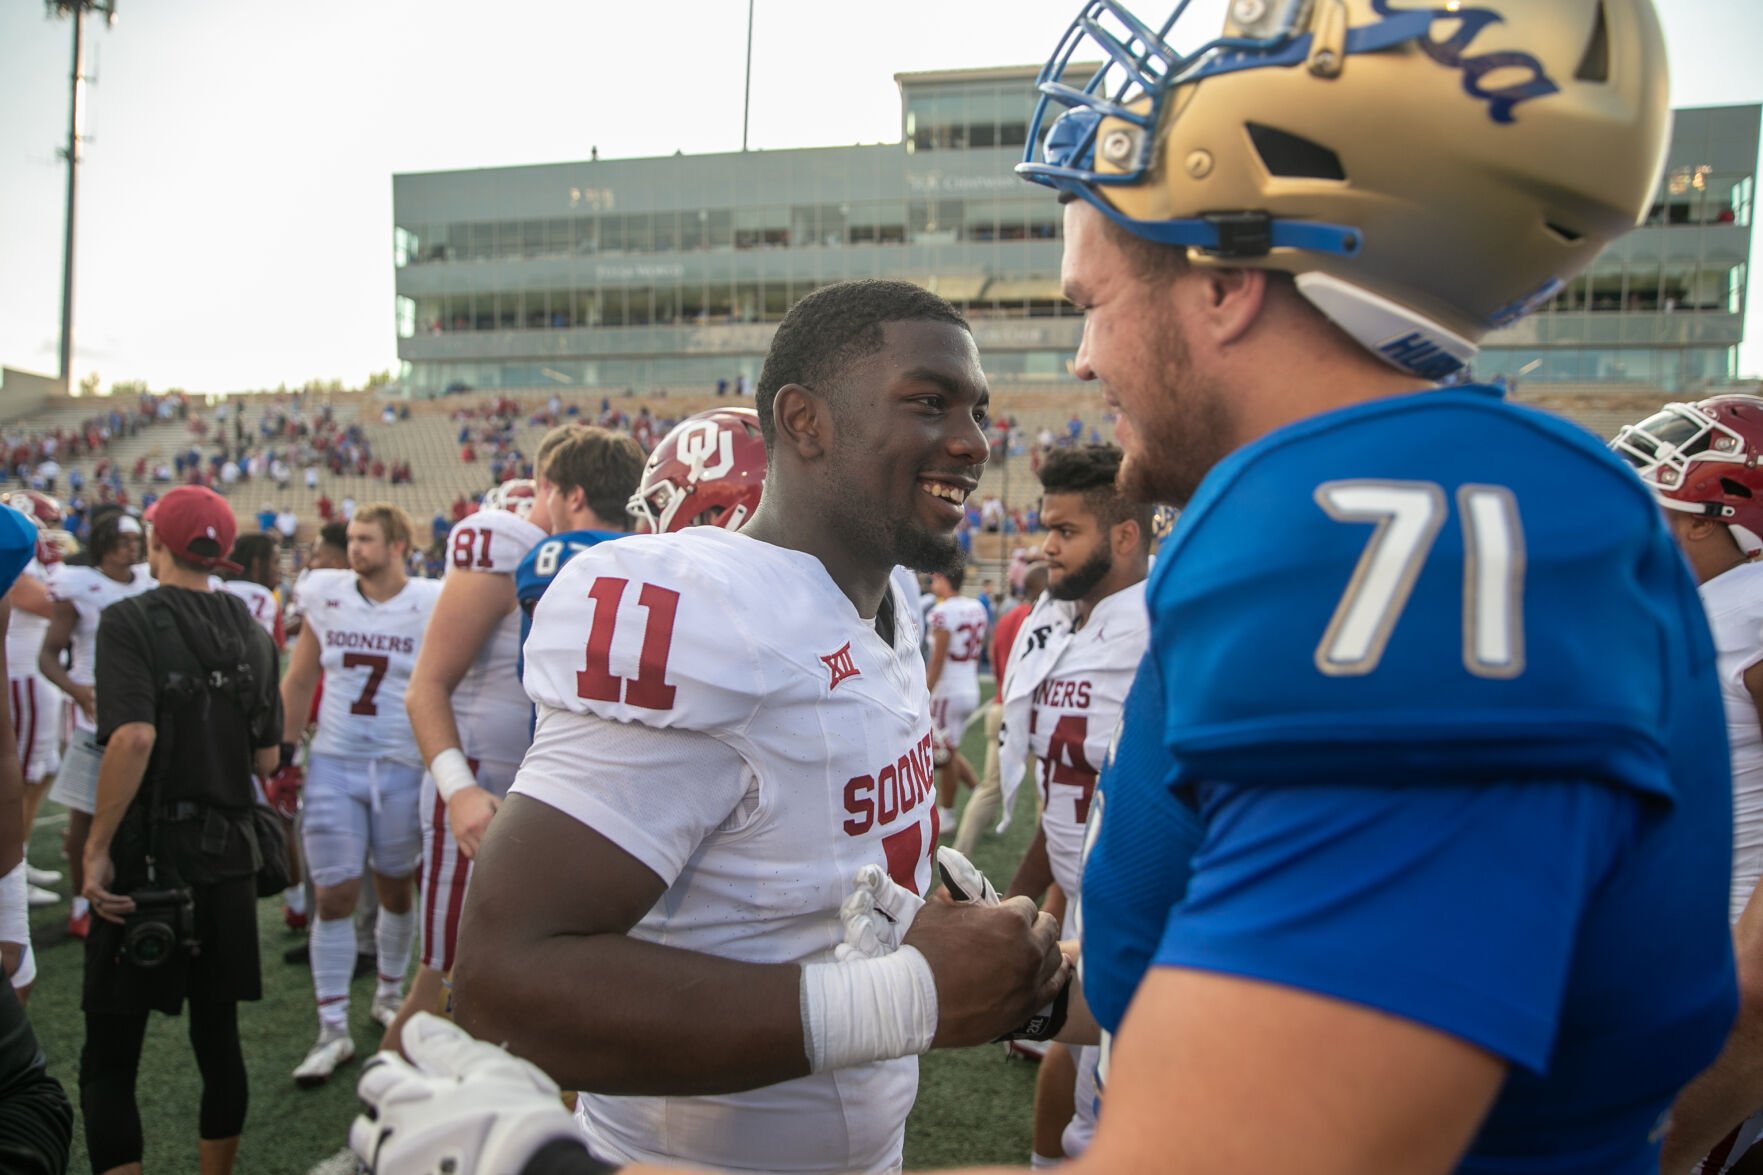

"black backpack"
[137, 591, 291, 898]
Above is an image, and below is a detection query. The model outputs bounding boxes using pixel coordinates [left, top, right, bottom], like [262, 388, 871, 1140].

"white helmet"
[1019, 0, 1670, 379]
[481, 478, 538, 520]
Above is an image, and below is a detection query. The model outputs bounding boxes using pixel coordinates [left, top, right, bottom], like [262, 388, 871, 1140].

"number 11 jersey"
[297, 568, 442, 764]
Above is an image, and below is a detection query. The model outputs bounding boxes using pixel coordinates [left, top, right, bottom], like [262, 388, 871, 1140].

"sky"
[1, 0, 1760, 394]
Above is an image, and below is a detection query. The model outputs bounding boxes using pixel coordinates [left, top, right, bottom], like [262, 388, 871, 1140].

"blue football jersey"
[0, 507, 35, 601]
[514, 529, 629, 677]
[1087, 385, 1736, 1173]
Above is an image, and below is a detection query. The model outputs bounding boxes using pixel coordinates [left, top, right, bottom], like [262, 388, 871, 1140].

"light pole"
[741, 0, 756, 152]
[46, 0, 117, 397]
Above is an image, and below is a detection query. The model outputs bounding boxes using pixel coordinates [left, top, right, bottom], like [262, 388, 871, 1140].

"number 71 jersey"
[1153, 384, 1710, 796]
[297, 568, 443, 765]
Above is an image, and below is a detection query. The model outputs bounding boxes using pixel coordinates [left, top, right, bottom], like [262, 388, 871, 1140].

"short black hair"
[318, 521, 348, 554]
[755, 280, 970, 453]
[939, 564, 967, 593]
[87, 509, 137, 564]
[228, 532, 279, 582]
[1037, 444, 1154, 540]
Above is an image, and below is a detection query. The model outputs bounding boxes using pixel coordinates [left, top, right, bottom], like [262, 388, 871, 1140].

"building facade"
[392, 70, 1755, 397]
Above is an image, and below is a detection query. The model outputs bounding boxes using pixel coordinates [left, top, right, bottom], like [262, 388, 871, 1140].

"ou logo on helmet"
[675, 419, 735, 483]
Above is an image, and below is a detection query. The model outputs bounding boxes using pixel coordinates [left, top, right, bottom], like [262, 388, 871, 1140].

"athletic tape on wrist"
[0, 861, 28, 947]
[800, 945, 938, 1073]
[429, 747, 478, 802]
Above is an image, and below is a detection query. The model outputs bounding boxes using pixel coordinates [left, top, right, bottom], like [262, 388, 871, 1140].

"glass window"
[468, 222, 494, 261]
[546, 219, 571, 255]
[602, 215, 626, 253]
[602, 287, 626, 328]
[763, 282, 790, 321]
[626, 214, 654, 254]
[654, 211, 679, 253]
[683, 211, 708, 251]
[655, 286, 679, 324]
[575, 217, 599, 254]
[708, 210, 734, 250]
[626, 287, 652, 326]
[520, 220, 544, 257]
[576, 291, 601, 327]
[396, 295, 415, 338]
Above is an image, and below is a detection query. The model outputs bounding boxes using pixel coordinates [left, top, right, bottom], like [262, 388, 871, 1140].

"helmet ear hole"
[1544, 221, 1585, 244]
[1575, 2, 1611, 82]
[1245, 123, 1346, 181]
[1721, 478, 1753, 500]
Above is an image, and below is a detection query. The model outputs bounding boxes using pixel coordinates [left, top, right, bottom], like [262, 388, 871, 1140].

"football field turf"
[22, 685, 1047, 1173]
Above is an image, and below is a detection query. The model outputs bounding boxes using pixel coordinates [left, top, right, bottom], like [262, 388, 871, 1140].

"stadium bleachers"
[8, 382, 1755, 556]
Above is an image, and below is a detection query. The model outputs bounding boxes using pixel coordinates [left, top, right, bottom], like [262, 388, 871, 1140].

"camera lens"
[124, 922, 175, 968]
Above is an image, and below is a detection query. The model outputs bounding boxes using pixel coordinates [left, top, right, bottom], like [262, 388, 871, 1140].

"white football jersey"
[442, 510, 545, 768]
[1700, 560, 1763, 923]
[1022, 582, 1148, 901]
[517, 527, 935, 1174]
[219, 579, 281, 642]
[50, 562, 156, 732]
[5, 561, 53, 675]
[298, 569, 441, 765]
[928, 594, 988, 701]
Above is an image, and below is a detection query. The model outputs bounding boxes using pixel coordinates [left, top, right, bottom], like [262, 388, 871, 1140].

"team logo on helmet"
[628, 407, 766, 534]
[1613, 395, 1763, 555]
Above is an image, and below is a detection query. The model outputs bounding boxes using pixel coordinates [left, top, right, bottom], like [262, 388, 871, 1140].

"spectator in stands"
[340, 497, 356, 523]
[304, 467, 319, 491]
[275, 509, 298, 549]
[460, 442, 476, 464]
[256, 505, 276, 534]
[317, 495, 334, 523]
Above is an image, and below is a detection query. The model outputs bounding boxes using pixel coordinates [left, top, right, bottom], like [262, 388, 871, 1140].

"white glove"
[350, 1012, 580, 1175]
[936, 846, 1000, 906]
[835, 864, 926, 961]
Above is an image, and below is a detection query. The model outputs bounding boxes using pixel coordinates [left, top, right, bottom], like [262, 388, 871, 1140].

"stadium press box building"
[391, 68, 1756, 397]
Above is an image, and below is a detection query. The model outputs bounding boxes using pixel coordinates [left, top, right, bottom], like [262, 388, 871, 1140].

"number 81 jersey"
[297, 568, 443, 765]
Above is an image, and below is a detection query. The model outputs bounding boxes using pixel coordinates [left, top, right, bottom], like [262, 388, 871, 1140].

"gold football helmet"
[1019, 0, 1670, 378]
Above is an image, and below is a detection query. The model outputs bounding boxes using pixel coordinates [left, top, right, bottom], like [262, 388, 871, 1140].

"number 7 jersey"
[296, 568, 443, 765]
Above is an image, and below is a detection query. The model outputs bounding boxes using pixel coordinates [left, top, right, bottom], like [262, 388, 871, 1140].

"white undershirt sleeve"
[509, 704, 754, 888]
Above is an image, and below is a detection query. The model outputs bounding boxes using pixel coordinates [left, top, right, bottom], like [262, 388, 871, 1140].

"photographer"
[80, 486, 283, 1175]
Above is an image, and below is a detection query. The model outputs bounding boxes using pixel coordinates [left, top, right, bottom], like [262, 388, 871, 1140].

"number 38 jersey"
[297, 568, 442, 765]
[928, 594, 987, 702]
[443, 510, 546, 768]
[516, 526, 934, 1173]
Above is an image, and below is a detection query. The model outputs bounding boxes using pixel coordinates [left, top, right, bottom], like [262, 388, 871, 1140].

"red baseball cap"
[145, 486, 241, 573]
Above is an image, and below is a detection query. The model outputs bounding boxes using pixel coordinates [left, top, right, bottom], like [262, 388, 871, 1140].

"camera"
[119, 887, 198, 969]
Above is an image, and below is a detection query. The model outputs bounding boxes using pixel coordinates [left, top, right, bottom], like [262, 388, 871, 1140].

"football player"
[924, 565, 987, 833]
[218, 532, 285, 645]
[0, 507, 48, 1009]
[951, 560, 1047, 857]
[1614, 396, 1763, 1172]
[383, 474, 555, 1052]
[453, 280, 1065, 1173]
[512, 412, 747, 666]
[38, 508, 151, 939]
[0, 491, 73, 915]
[279, 503, 441, 1087]
[1006, 0, 1730, 1170]
[993, 444, 1150, 1163]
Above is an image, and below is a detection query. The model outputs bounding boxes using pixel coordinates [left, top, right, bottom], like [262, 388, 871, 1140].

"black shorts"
[82, 874, 261, 1016]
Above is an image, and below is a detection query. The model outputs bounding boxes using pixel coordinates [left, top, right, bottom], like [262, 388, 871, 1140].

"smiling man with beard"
[449, 279, 1067, 1175]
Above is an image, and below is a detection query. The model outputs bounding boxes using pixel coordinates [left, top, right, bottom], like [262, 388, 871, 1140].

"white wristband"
[0, 860, 27, 948]
[429, 748, 478, 802]
[800, 945, 938, 1073]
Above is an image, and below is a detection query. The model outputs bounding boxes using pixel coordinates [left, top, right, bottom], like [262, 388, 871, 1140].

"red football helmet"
[0, 489, 73, 566]
[628, 407, 766, 534]
[1613, 394, 1763, 554]
[481, 478, 538, 520]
